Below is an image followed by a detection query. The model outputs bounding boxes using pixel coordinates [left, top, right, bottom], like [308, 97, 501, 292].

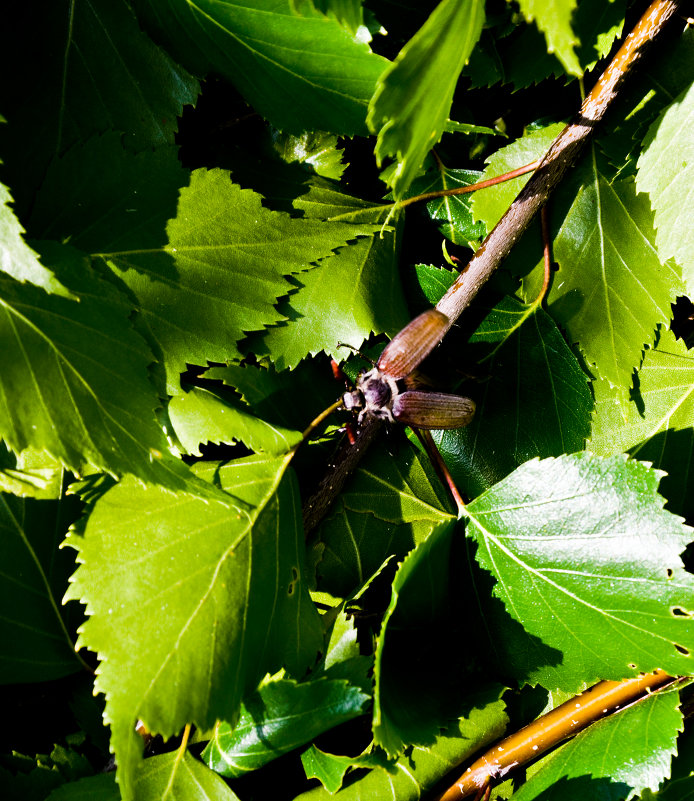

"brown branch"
[435, 0, 683, 327]
[302, 416, 383, 534]
[431, 670, 679, 801]
[302, 0, 683, 533]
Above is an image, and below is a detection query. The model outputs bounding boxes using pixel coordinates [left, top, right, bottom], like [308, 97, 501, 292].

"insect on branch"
[302, 0, 685, 534]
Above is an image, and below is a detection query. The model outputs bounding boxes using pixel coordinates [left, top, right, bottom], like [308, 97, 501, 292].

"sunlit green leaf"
[590, 327, 694, 520]
[168, 385, 302, 457]
[203, 676, 369, 776]
[515, 0, 581, 76]
[0, 444, 64, 500]
[407, 167, 486, 247]
[541, 168, 683, 391]
[133, 0, 388, 135]
[294, 687, 508, 800]
[637, 81, 694, 291]
[133, 750, 240, 801]
[254, 197, 406, 369]
[466, 453, 694, 691]
[0, 256, 220, 499]
[470, 123, 563, 231]
[301, 744, 394, 794]
[0, 181, 70, 297]
[104, 169, 375, 388]
[65, 456, 323, 800]
[368, 0, 485, 198]
[273, 131, 347, 180]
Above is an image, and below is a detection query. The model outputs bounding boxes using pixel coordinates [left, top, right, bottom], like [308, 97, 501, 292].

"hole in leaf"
[672, 607, 691, 617]
[674, 644, 690, 656]
[666, 568, 673, 578]
[628, 663, 637, 669]
[287, 566, 299, 596]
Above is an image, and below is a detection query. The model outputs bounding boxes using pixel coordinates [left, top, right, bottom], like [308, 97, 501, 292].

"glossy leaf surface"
[368, 0, 485, 198]
[134, 0, 387, 135]
[65, 457, 323, 799]
[590, 327, 694, 520]
[465, 453, 694, 691]
[295, 688, 508, 800]
[203, 677, 369, 776]
[637, 81, 694, 291]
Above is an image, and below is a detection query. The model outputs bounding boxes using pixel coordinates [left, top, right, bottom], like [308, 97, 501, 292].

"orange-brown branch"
[432, 671, 678, 801]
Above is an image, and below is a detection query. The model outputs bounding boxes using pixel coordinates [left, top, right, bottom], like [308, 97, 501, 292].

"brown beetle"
[342, 309, 475, 429]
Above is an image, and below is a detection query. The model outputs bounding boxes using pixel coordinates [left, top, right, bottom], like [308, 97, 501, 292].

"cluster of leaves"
[1, 0, 693, 800]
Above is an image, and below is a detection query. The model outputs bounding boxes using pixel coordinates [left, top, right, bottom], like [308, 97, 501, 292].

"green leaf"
[168, 385, 302, 457]
[313, 0, 365, 35]
[0, 0, 198, 216]
[470, 123, 564, 231]
[103, 169, 373, 388]
[203, 676, 370, 777]
[435, 295, 593, 499]
[465, 22, 565, 90]
[590, 327, 694, 520]
[273, 131, 347, 180]
[207, 360, 340, 437]
[599, 27, 694, 177]
[301, 745, 394, 794]
[254, 203, 407, 369]
[542, 169, 683, 391]
[133, 750, 240, 801]
[294, 686, 508, 801]
[0, 444, 64, 500]
[407, 167, 486, 247]
[512, 686, 683, 801]
[443, 120, 499, 136]
[574, 0, 625, 72]
[65, 456, 323, 800]
[645, 722, 694, 800]
[465, 453, 694, 691]
[0, 255, 219, 498]
[0, 181, 70, 297]
[0, 491, 82, 683]
[310, 445, 453, 598]
[373, 518, 464, 757]
[133, 0, 388, 136]
[368, 0, 485, 198]
[29, 136, 189, 255]
[637, 81, 694, 291]
[515, 0, 581, 76]
[45, 772, 119, 801]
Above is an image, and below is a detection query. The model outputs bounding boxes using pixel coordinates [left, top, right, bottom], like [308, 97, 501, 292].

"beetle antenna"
[336, 342, 376, 365]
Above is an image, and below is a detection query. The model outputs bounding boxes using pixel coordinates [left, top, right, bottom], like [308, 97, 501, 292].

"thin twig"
[396, 161, 541, 209]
